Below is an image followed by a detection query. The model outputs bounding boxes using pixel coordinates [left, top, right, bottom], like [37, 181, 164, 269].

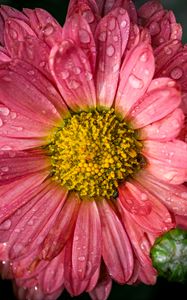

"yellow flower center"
[47, 108, 144, 199]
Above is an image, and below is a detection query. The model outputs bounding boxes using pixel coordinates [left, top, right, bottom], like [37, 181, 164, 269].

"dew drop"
[170, 67, 183, 80]
[141, 193, 148, 201]
[68, 79, 80, 89]
[120, 20, 127, 28]
[82, 10, 95, 23]
[149, 21, 160, 36]
[0, 118, 3, 127]
[73, 67, 81, 75]
[164, 46, 172, 55]
[128, 74, 144, 89]
[1, 145, 12, 150]
[113, 35, 119, 42]
[26, 48, 34, 60]
[79, 29, 91, 44]
[113, 63, 120, 73]
[1, 166, 9, 172]
[12, 243, 23, 255]
[106, 45, 115, 57]
[0, 219, 12, 230]
[27, 70, 35, 76]
[43, 24, 54, 36]
[98, 31, 107, 42]
[85, 71, 93, 81]
[78, 256, 86, 262]
[39, 61, 46, 68]
[0, 107, 10, 116]
[61, 70, 70, 80]
[74, 235, 79, 241]
[140, 52, 148, 62]
[27, 220, 34, 226]
[10, 28, 18, 40]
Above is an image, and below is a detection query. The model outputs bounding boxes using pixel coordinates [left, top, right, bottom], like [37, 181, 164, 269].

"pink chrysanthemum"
[0, 1, 187, 299]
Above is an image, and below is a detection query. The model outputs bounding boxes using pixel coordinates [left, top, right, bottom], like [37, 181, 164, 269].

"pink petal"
[41, 250, 65, 295]
[8, 60, 68, 116]
[86, 266, 100, 292]
[0, 47, 10, 62]
[140, 109, 184, 141]
[112, 0, 137, 23]
[119, 202, 157, 284]
[138, 0, 163, 20]
[49, 40, 96, 111]
[41, 193, 81, 259]
[0, 150, 49, 185]
[143, 140, 187, 168]
[130, 84, 181, 128]
[95, 8, 130, 107]
[72, 201, 101, 281]
[23, 8, 63, 47]
[7, 184, 67, 260]
[0, 5, 28, 23]
[0, 171, 48, 224]
[137, 171, 187, 216]
[0, 14, 4, 45]
[154, 40, 182, 76]
[64, 237, 88, 296]
[175, 214, 187, 230]
[89, 263, 112, 300]
[119, 181, 174, 233]
[0, 68, 61, 126]
[115, 42, 155, 117]
[67, 0, 100, 33]
[62, 14, 96, 71]
[0, 136, 46, 151]
[97, 200, 133, 283]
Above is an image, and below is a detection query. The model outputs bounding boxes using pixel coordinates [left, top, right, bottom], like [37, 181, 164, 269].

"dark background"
[0, 0, 187, 299]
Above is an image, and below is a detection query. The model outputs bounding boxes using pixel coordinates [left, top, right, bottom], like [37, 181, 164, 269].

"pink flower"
[0, 1, 187, 300]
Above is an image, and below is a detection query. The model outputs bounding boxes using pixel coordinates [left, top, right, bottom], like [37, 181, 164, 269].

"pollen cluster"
[47, 108, 144, 199]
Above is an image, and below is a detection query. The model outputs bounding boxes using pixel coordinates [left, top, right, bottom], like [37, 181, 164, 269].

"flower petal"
[140, 109, 184, 141]
[89, 263, 112, 300]
[72, 201, 101, 281]
[23, 8, 63, 47]
[115, 42, 155, 117]
[95, 8, 130, 107]
[98, 200, 133, 283]
[0, 150, 49, 185]
[0, 68, 60, 125]
[0, 171, 48, 224]
[137, 171, 187, 216]
[130, 84, 181, 128]
[119, 181, 173, 233]
[62, 14, 96, 71]
[49, 40, 96, 111]
[41, 193, 81, 260]
[7, 184, 67, 260]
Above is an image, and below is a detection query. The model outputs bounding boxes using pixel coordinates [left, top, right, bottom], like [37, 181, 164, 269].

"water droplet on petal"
[78, 256, 86, 262]
[43, 24, 54, 36]
[12, 243, 23, 255]
[82, 10, 95, 23]
[98, 31, 107, 42]
[128, 74, 144, 89]
[26, 48, 34, 60]
[113, 35, 119, 42]
[164, 46, 172, 55]
[149, 21, 160, 35]
[10, 28, 18, 40]
[0, 107, 10, 116]
[79, 29, 91, 44]
[27, 70, 35, 76]
[140, 52, 148, 62]
[1, 166, 9, 172]
[106, 45, 115, 57]
[85, 71, 93, 81]
[0, 118, 3, 127]
[170, 67, 183, 80]
[27, 220, 34, 226]
[68, 79, 80, 89]
[73, 67, 81, 75]
[1, 145, 12, 150]
[141, 193, 148, 201]
[61, 70, 70, 80]
[113, 63, 120, 73]
[120, 20, 127, 28]
[0, 219, 12, 230]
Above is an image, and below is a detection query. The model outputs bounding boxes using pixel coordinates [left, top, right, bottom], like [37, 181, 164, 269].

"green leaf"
[151, 228, 187, 283]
